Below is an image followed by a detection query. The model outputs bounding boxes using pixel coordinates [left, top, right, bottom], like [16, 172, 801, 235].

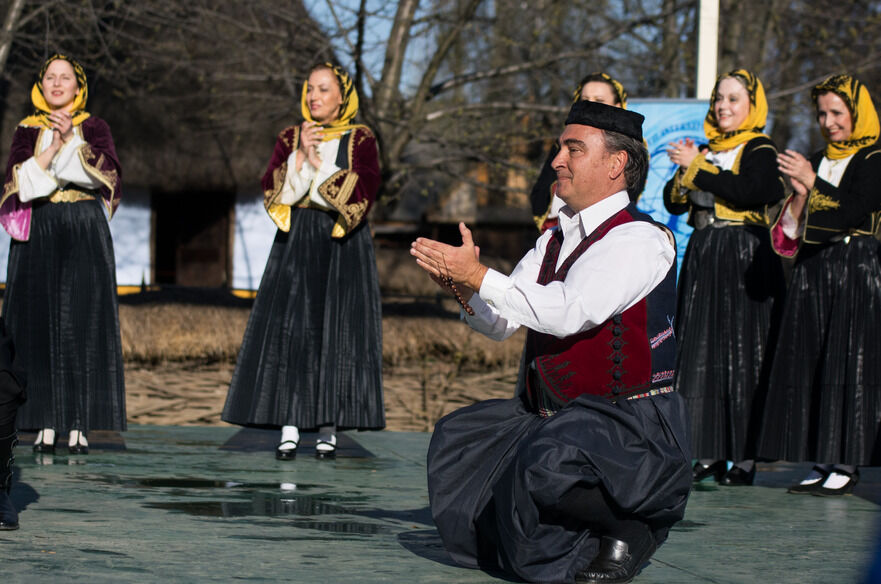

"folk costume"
[0, 55, 125, 441]
[222, 65, 385, 441]
[662, 70, 785, 481]
[530, 73, 629, 232]
[759, 76, 881, 484]
[429, 103, 691, 584]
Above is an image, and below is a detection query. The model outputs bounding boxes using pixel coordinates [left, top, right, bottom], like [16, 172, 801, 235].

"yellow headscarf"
[19, 54, 90, 128]
[704, 69, 768, 152]
[811, 75, 880, 160]
[572, 72, 628, 108]
[300, 63, 360, 141]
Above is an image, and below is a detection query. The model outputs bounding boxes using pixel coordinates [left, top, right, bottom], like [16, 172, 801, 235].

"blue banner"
[630, 99, 709, 270]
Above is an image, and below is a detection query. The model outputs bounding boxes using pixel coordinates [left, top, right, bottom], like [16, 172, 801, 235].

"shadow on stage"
[9, 467, 39, 515]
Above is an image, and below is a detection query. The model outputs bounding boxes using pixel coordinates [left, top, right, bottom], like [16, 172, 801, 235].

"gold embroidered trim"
[533, 181, 556, 230]
[802, 187, 849, 243]
[351, 125, 375, 151]
[263, 126, 302, 232]
[533, 213, 548, 231]
[803, 225, 877, 244]
[317, 126, 376, 238]
[669, 170, 688, 204]
[264, 161, 291, 231]
[318, 169, 368, 238]
[808, 189, 841, 213]
[49, 189, 94, 203]
[681, 154, 718, 190]
[78, 143, 120, 219]
[0, 163, 22, 209]
[282, 127, 297, 152]
[714, 204, 768, 225]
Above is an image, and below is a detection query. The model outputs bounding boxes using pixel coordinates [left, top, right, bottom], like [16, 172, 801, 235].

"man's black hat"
[565, 100, 644, 141]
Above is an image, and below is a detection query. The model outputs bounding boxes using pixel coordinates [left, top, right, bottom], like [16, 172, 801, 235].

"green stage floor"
[2, 426, 879, 583]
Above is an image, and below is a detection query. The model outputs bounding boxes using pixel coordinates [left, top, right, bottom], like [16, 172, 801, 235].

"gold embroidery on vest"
[808, 190, 841, 213]
[681, 154, 718, 191]
[0, 163, 21, 209]
[78, 143, 120, 217]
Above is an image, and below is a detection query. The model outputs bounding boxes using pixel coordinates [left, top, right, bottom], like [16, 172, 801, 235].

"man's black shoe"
[692, 460, 726, 482]
[575, 533, 657, 583]
[720, 464, 755, 486]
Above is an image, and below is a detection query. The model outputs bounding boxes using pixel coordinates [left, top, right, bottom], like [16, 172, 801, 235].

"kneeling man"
[410, 101, 691, 584]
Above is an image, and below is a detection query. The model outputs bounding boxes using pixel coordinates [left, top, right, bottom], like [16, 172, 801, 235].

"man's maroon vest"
[524, 203, 677, 414]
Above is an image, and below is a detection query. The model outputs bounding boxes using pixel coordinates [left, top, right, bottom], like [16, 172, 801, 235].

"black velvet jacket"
[801, 144, 881, 244]
[663, 136, 785, 227]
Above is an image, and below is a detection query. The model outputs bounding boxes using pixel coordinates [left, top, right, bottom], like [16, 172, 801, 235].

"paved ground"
[2, 426, 880, 583]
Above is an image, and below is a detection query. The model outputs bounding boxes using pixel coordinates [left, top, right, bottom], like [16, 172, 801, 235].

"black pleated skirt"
[427, 393, 692, 583]
[222, 208, 384, 431]
[759, 237, 881, 466]
[3, 197, 125, 432]
[673, 224, 784, 461]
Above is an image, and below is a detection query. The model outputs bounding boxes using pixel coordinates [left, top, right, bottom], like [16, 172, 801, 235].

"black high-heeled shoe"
[692, 460, 726, 482]
[315, 439, 336, 460]
[720, 464, 755, 486]
[275, 440, 298, 461]
[787, 465, 831, 494]
[33, 430, 55, 455]
[67, 431, 89, 455]
[33, 442, 55, 454]
[812, 469, 859, 497]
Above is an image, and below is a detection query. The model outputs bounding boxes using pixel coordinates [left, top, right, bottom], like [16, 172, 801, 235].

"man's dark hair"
[601, 131, 648, 201]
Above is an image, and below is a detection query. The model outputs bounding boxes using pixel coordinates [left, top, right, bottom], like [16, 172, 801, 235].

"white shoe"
[315, 433, 336, 459]
[276, 426, 299, 460]
[68, 430, 89, 454]
[33, 428, 55, 453]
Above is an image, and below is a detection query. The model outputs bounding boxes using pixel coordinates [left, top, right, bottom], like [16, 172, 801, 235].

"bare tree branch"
[425, 101, 567, 121]
[426, 4, 684, 99]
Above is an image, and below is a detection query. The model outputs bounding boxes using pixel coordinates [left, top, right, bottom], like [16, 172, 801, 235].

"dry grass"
[119, 304, 249, 363]
[120, 248, 524, 367]
[119, 300, 526, 430]
[119, 299, 525, 369]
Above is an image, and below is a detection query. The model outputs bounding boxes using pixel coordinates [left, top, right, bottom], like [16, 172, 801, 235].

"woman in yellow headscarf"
[0, 54, 124, 467]
[662, 70, 786, 486]
[530, 72, 630, 232]
[222, 63, 384, 460]
[759, 75, 881, 495]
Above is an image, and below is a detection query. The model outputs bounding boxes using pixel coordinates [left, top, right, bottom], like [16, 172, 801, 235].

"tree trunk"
[0, 0, 24, 74]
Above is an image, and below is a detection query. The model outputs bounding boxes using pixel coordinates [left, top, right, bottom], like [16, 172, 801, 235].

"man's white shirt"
[466, 191, 675, 340]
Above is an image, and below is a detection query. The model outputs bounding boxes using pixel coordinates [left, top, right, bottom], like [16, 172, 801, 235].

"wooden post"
[696, 0, 719, 100]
